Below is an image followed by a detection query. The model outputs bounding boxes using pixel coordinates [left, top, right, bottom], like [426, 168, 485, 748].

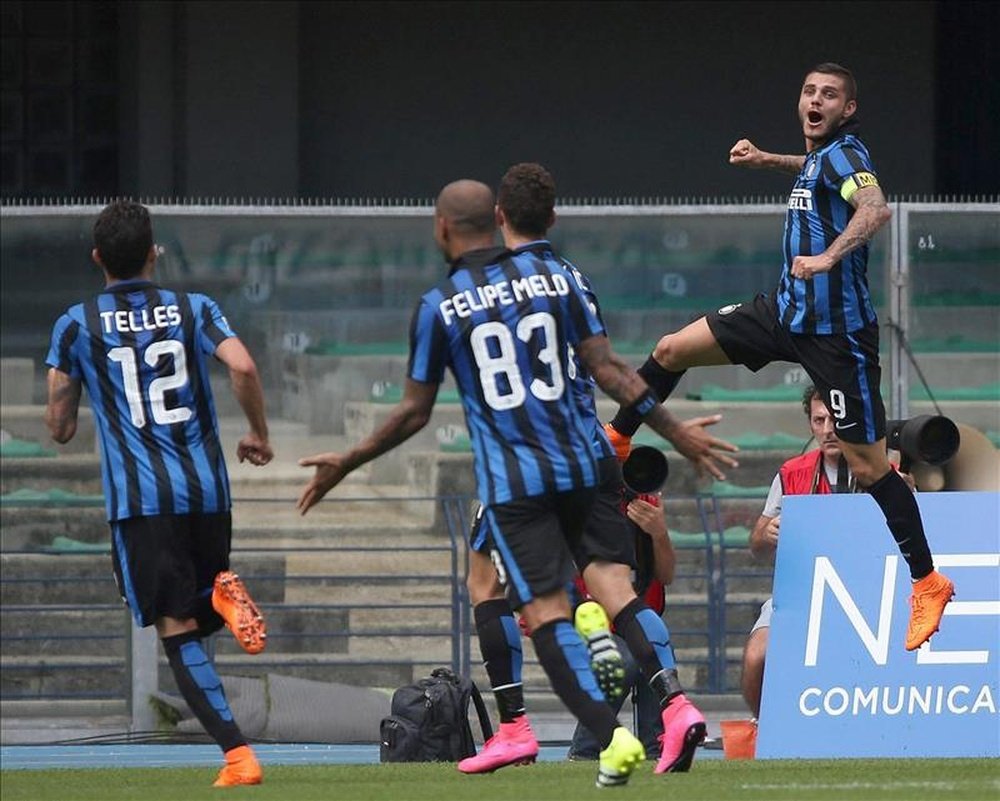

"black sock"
[474, 599, 525, 723]
[531, 619, 618, 748]
[867, 469, 934, 580]
[162, 631, 245, 752]
[609, 356, 686, 437]
[649, 669, 684, 708]
[612, 597, 681, 706]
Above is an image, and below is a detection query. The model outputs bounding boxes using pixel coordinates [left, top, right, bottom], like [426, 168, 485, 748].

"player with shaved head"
[297, 173, 729, 787]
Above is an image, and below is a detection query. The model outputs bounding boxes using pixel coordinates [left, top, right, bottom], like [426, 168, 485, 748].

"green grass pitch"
[2, 759, 998, 801]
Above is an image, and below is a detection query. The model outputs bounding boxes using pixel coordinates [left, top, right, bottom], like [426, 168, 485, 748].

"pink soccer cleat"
[457, 717, 539, 774]
[654, 694, 707, 773]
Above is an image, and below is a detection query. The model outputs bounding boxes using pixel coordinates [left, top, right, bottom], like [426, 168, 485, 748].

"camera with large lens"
[886, 415, 960, 471]
[622, 445, 670, 500]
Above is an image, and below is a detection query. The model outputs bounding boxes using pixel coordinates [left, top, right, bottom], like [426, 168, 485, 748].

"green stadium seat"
[0, 487, 104, 507]
[305, 341, 408, 356]
[44, 535, 110, 553]
[0, 439, 56, 458]
[705, 480, 772, 498]
[685, 384, 803, 402]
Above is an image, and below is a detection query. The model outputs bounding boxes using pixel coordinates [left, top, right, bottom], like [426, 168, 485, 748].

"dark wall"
[6, 0, 994, 200]
[934, 1, 1000, 195]
[299, 1, 937, 198]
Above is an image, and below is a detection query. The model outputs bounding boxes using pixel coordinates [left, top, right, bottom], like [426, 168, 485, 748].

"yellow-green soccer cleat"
[597, 726, 646, 787]
[575, 601, 626, 702]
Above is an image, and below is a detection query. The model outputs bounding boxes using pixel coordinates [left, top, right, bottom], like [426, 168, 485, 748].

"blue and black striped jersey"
[46, 280, 234, 521]
[778, 133, 881, 334]
[511, 241, 615, 462]
[408, 245, 606, 506]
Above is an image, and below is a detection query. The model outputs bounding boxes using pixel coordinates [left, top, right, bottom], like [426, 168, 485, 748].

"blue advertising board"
[757, 492, 1000, 758]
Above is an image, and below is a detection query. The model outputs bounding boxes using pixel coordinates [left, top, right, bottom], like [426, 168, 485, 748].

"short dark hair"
[808, 62, 857, 102]
[497, 163, 555, 238]
[801, 385, 822, 416]
[93, 200, 153, 280]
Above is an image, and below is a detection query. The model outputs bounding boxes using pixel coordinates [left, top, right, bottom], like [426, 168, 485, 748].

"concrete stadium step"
[0, 506, 108, 550]
[1, 405, 96, 455]
[281, 576, 454, 606]
[229, 492, 438, 532]
[349, 606, 455, 633]
[0, 552, 286, 605]
[0, 604, 360, 658]
[1, 555, 118, 605]
[718, 573, 774, 595]
[1, 454, 103, 495]
[168, 653, 425, 691]
[342, 636, 454, 661]
[2, 653, 452, 700]
[2, 654, 128, 698]
[2, 647, 739, 706]
[280, 334, 998, 431]
[232, 527, 455, 549]
[1, 697, 128, 721]
[281, 549, 451, 578]
[0, 606, 128, 656]
[0, 359, 37, 406]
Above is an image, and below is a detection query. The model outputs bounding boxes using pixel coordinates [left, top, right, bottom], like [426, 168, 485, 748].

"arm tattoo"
[772, 153, 806, 174]
[824, 189, 890, 263]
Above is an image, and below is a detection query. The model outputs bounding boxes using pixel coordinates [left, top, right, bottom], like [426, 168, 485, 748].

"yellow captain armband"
[840, 171, 880, 202]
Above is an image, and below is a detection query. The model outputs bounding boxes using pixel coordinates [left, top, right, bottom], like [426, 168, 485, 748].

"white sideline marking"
[741, 781, 980, 791]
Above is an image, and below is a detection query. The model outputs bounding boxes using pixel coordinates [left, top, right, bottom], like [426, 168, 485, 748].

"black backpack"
[380, 667, 494, 762]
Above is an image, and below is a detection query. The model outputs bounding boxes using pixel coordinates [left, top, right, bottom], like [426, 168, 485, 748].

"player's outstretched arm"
[216, 337, 272, 466]
[577, 335, 739, 479]
[45, 368, 82, 443]
[729, 138, 805, 174]
[296, 378, 438, 515]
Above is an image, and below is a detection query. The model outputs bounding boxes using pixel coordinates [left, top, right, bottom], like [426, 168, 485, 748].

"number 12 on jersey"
[108, 340, 193, 427]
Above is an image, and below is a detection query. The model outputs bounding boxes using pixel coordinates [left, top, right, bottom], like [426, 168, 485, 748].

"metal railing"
[0, 491, 768, 727]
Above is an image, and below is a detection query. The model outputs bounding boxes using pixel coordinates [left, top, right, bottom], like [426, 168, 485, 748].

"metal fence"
[0, 489, 773, 730]
[0, 199, 995, 735]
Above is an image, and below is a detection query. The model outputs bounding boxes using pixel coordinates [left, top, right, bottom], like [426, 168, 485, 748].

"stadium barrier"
[1, 491, 758, 735]
[757, 491, 1000, 759]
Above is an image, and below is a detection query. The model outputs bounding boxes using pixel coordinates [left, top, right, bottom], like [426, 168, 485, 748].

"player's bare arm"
[216, 337, 273, 466]
[729, 138, 805, 174]
[44, 368, 82, 443]
[791, 185, 891, 279]
[749, 513, 780, 561]
[576, 335, 739, 479]
[297, 378, 438, 515]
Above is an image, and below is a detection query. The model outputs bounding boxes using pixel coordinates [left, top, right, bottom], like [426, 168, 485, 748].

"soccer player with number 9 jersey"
[603, 63, 954, 654]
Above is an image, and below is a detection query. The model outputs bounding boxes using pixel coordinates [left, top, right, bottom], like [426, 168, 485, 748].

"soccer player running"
[297, 178, 731, 788]
[603, 63, 954, 651]
[45, 201, 272, 787]
[456, 163, 736, 778]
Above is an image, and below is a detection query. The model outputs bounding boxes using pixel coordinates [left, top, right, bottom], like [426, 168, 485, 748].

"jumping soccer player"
[604, 63, 954, 651]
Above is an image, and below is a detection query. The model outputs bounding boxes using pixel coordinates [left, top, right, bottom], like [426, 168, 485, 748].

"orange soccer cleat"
[212, 571, 267, 655]
[905, 570, 955, 651]
[213, 745, 263, 787]
[603, 422, 632, 463]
